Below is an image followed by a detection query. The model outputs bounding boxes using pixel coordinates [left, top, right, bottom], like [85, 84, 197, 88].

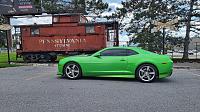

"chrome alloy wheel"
[138, 65, 156, 82]
[65, 64, 80, 79]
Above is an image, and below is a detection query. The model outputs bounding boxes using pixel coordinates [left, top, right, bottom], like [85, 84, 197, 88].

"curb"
[11, 62, 58, 67]
[173, 66, 190, 69]
[32, 63, 58, 67]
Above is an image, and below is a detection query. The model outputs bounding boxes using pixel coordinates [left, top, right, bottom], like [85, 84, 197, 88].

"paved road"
[0, 66, 200, 112]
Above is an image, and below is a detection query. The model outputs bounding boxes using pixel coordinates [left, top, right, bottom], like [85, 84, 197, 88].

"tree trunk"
[183, 0, 194, 59]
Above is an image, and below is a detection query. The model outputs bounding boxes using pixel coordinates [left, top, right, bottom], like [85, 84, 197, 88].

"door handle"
[120, 59, 126, 61]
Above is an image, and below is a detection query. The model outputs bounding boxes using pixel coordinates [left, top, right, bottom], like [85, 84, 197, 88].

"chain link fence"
[166, 41, 200, 59]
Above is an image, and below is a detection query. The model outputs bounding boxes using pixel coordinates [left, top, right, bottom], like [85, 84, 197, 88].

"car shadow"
[154, 78, 174, 83]
[83, 77, 137, 82]
[57, 76, 173, 83]
[57, 76, 136, 82]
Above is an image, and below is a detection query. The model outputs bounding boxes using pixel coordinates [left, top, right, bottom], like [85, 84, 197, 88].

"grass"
[0, 51, 67, 68]
[0, 52, 23, 68]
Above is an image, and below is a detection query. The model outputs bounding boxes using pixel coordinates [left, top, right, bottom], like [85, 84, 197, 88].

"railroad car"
[16, 14, 119, 62]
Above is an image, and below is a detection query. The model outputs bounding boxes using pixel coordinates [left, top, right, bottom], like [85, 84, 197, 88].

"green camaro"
[57, 47, 173, 82]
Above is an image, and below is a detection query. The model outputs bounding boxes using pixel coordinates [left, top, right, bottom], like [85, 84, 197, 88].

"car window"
[127, 49, 138, 56]
[100, 49, 139, 56]
[100, 49, 127, 56]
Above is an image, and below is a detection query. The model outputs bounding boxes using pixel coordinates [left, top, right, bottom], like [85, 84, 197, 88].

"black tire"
[30, 54, 39, 63]
[136, 64, 158, 83]
[40, 54, 50, 62]
[50, 57, 57, 62]
[23, 54, 31, 63]
[63, 62, 82, 79]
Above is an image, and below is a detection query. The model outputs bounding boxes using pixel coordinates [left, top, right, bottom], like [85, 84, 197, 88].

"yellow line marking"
[25, 73, 50, 80]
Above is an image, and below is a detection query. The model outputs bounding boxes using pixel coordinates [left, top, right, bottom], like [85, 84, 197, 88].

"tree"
[34, 0, 109, 15]
[0, 15, 6, 48]
[181, 0, 200, 59]
[0, 31, 6, 48]
[86, 0, 109, 16]
[117, 0, 179, 52]
[34, 0, 86, 13]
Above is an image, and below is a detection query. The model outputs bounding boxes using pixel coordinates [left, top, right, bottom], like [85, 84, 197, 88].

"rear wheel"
[63, 62, 82, 79]
[136, 64, 158, 82]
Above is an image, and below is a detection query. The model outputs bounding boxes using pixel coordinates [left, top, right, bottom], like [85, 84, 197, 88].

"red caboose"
[16, 14, 119, 62]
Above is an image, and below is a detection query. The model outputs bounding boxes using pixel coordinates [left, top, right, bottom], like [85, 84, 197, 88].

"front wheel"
[136, 64, 158, 83]
[63, 62, 82, 79]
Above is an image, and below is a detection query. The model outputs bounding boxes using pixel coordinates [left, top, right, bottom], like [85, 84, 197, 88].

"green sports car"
[57, 47, 173, 82]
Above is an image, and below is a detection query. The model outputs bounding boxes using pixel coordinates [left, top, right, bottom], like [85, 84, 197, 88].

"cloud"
[109, 3, 123, 10]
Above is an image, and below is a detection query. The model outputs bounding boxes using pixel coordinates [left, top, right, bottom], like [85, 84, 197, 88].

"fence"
[166, 42, 200, 59]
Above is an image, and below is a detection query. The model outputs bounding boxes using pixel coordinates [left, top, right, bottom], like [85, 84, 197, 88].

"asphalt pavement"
[0, 66, 200, 112]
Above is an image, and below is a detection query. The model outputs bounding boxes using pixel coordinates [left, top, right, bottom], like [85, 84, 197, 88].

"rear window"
[127, 49, 138, 56]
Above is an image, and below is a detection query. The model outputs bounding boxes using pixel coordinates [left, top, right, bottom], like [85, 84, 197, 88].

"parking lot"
[0, 66, 200, 112]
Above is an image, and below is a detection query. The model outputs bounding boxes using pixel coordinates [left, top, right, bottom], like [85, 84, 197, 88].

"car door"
[86, 49, 129, 75]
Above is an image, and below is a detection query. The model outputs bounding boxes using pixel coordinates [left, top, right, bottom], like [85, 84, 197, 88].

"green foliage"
[0, 15, 7, 48]
[0, 15, 6, 24]
[117, 0, 179, 51]
[0, 31, 6, 48]
[86, 0, 109, 16]
[33, 0, 108, 15]
[34, 0, 86, 13]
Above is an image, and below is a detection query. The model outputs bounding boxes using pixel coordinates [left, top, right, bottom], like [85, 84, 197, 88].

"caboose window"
[86, 26, 95, 33]
[31, 27, 39, 36]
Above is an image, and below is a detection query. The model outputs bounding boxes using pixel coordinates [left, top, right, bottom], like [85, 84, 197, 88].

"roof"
[104, 47, 156, 55]
[79, 21, 118, 26]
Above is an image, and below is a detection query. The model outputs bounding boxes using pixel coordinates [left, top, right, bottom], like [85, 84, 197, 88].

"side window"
[86, 25, 95, 33]
[31, 27, 39, 36]
[127, 50, 138, 56]
[100, 49, 127, 56]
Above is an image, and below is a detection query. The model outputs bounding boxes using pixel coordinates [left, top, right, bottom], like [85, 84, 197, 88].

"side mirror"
[94, 53, 101, 58]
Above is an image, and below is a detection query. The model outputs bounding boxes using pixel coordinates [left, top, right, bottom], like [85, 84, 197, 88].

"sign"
[0, 24, 13, 30]
[0, 0, 38, 15]
[153, 18, 179, 31]
[39, 38, 87, 48]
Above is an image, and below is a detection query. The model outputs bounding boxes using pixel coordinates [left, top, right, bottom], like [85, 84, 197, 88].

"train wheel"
[23, 54, 31, 63]
[30, 54, 39, 63]
[50, 57, 57, 62]
[40, 54, 50, 62]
